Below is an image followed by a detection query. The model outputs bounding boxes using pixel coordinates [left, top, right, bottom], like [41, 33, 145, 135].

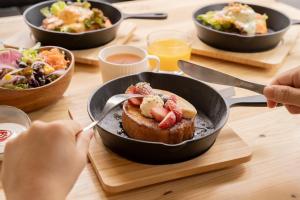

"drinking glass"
[147, 30, 191, 73]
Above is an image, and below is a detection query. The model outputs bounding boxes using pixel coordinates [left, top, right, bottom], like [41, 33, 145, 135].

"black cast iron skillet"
[88, 72, 267, 164]
[23, 0, 167, 50]
[193, 3, 300, 52]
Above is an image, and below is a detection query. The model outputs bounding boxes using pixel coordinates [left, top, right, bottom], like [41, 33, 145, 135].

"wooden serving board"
[69, 102, 252, 193]
[190, 27, 300, 69]
[114, 0, 300, 69]
[3, 21, 136, 65]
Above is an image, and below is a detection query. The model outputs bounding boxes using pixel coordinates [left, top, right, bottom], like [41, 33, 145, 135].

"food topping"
[0, 44, 69, 90]
[158, 111, 176, 129]
[125, 82, 196, 129]
[140, 95, 164, 118]
[0, 49, 21, 68]
[150, 107, 169, 122]
[39, 48, 69, 70]
[197, 3, 268, 36]
[125, 85, 143, 106]
[164, 99, 183, 122]
[135, 82, 154, 95]
[41, 0, 112, 33]
[177, 100, 197, 119]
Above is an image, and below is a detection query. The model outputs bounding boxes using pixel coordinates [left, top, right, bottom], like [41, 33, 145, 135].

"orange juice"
[147, 39, 191, 71]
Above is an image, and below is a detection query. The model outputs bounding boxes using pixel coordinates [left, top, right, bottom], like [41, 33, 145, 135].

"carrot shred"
[39, 48, 69, 70]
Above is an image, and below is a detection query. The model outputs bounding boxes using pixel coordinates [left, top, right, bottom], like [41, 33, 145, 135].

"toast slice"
[122, 89, 196, 144]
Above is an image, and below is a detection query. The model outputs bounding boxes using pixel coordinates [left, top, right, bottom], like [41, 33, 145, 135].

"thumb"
[76, 130, 93, 157]
[264, 85, 300, 106]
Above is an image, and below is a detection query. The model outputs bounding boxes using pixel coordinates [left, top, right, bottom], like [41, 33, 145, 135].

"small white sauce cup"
[0, 105, 31, 157]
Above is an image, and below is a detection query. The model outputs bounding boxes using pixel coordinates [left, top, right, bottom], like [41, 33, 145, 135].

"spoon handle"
[82, 121, 99, 133]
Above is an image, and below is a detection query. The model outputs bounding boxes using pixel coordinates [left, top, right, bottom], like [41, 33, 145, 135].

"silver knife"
[178, 60, 266, 94]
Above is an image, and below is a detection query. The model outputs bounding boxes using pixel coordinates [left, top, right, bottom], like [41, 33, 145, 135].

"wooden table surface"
[0, 0, 300, 199]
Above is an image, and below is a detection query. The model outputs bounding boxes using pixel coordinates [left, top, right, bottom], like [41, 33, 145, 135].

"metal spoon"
[82, 93, 144, 132]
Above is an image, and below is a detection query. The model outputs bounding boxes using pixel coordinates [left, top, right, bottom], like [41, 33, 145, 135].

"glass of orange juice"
[147, 30, 191, 73]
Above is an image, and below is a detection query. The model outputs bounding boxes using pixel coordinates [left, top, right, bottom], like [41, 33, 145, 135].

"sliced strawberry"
[135, 82, 153, 95]
[168, 94, 177, 103]
[125, 85, 142, 106]
[125, 85, 136, 94]
[172, 107, 183, 122]
[158, 111, 176, 129]
[164, 99, 183, 122]
[164, 99, 177, 111]
[151, 107, 169, 122]
[129, 98, 142, 106]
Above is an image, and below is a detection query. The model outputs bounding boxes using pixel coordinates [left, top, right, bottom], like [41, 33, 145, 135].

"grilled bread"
[122, 89, 197, 144]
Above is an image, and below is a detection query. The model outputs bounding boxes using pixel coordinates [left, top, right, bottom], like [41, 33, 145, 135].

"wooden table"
[1, 0, 300, 199]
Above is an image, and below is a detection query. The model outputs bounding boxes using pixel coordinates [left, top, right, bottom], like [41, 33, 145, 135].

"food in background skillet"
[0, 44, 69, 90]
[40, 0, 112, 33]
[197, 2, 268, 36]
[122, 82, 198, 144]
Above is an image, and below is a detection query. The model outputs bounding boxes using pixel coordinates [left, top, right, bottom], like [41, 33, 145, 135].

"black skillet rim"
[193, 2, 291, 38]
[87, 71, 230, 147]
[23, 0, 124, 36]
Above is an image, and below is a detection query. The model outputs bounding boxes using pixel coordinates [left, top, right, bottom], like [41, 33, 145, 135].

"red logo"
[0, 130, 12, 142]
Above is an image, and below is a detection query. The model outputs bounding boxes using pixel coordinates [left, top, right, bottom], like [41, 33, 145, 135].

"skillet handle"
[226, 95, 267, 107]
[123, 12, 168, 20]
[291, 19, 300, 25]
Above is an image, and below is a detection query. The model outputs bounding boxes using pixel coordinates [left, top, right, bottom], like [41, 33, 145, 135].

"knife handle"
[235, 79, 266, 95]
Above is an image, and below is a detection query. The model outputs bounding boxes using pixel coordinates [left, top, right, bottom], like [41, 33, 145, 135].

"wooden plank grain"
[1, 0, 300, 199]
[68, 110, 252, 193]
[67, 108, 300, 200]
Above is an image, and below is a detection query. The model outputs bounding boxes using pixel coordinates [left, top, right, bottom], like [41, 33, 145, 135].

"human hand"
[1, 120, 93, 200]
[264, 66, 300, 114]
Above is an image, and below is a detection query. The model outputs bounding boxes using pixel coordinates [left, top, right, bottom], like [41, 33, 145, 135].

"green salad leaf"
[2, 83, 29, 90]
[20, 43, 41, 65]
[197, 11, 232, 31]
[84, 8, 105, 29]
[50, 1, 67, 16]
[82, 1, 91, 9]
[76, 0, 91, 8]
[40, 7, 51, 17]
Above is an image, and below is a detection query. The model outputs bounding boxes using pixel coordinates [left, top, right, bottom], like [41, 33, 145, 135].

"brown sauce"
[106, 53, 143, 64]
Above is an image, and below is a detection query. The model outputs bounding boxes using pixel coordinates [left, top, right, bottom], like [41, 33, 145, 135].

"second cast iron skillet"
[88, 72, 267, 164]
[23, 0, 167, 49]
[193, 3, 300, 52]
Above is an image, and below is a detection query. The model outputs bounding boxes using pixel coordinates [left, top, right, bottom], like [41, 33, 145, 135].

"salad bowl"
[0, 46, 74, 112]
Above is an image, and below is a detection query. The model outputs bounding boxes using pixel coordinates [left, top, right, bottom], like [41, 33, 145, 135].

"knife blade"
[178, 60, 266, 95]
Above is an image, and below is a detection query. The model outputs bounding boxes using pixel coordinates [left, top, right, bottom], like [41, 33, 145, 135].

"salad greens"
[50, 1, 67, 16]
[20, 43, 41, 65]
[40, 0, 111, 33]
[197, 3, 268, 36]
[84, 8, 106, 29]
[197, 11, 232, 31]
[0, 45, 69, 90]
